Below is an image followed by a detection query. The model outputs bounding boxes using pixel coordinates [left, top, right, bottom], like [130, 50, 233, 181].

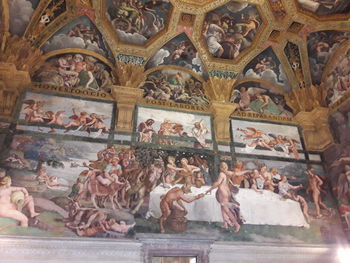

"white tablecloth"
[148, 185, 309, 228]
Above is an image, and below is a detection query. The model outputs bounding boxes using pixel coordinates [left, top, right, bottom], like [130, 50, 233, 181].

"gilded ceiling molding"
[22, 0, 51, 38]
[271, 40, 300, 91]
[114, 62, 145, 89]
[24, 0, 68, 45]
[285, 34, 312, 89]
[0, 0, 9, 34]
[204, 76, 236, 102]
[0, 35, 43, 73]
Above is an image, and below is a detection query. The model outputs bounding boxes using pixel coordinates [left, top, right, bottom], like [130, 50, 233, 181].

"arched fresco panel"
[42, 16, 115, 62]
[33, 53, 115, 93]
[140, 69, 210, 107]
[238, 47, 292, 92]
[230, 81, 293, 117]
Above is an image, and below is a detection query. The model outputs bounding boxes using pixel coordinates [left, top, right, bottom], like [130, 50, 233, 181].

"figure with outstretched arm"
[159, 185, 204, 233]
[0, 176, 39, 227]
[205, 162, 243, 233]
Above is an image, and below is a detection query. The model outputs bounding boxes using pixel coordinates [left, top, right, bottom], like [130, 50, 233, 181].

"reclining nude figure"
[0, 176, 39, 227]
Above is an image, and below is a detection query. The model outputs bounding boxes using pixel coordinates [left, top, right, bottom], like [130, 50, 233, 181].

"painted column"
[111, 85, 144, 133]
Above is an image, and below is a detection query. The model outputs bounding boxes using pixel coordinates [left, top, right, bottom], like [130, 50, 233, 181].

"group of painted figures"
[34, 54, 114, 93]
[138, 118, 209, 149]
[22, 100, 109, 136]
[0, 140, 334, 236]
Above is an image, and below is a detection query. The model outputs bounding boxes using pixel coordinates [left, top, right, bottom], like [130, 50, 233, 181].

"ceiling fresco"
[1, 0, 350, 113]
[203, 1, 262, 60]
[296, 0, 350, 16]
[105, 0, 173, 45]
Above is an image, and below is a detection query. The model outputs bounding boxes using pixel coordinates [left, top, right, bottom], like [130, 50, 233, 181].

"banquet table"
[147, 184, 309, 228]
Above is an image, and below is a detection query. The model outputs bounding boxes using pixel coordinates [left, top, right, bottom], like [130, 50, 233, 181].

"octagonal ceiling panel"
[106, 0, 172, 45]
[296, 0, 350, 16]
[145, 33, 208, 79]
[9, 0, 40, 36]
[203, 1, 262, 60]
[42, 15, 115, 62]
[239, 47, 292, 92]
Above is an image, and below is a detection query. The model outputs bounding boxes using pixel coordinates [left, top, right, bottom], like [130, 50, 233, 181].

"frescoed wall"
[17, 91, 114, 139]
[231, 118, 304, 160]
[2, 0, 350, 258]
[324, 100, 350, 233]
[135, 106, 213, 150]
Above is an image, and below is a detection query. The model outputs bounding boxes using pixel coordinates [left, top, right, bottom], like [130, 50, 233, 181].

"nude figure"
[306, 168, 331, 218]
[164, 156, 184, 185]
[0, 177, 39, 227]
[159, 185, 204, 233]
[172, 158, 201, 190]
[205, 162, 243, 233]
[104, 219, 135, 233]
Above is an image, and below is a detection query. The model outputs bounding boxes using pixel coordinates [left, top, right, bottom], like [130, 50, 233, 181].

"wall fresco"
[203, 1, 262, 60]
[230, 81, 293, 117]
[139, 69, 209, 107]
[33, 53, 115, 93]
[106, 0, 172, 45]
[42, 15, 114, 62]
[136, 106, 213, 150]
[238, 47, 292, 92]
[231, 119, 305, 160]
[324, 100, 350, 235]
[17, 91, 114, 139]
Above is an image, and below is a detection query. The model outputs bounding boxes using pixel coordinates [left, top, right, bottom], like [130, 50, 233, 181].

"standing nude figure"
[159, 185, 204, 233]
[205, 162, 243, 233]
[173, 158, 200, 191]
[306, 168, 331, 218]
[0, 177, 39, 227]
